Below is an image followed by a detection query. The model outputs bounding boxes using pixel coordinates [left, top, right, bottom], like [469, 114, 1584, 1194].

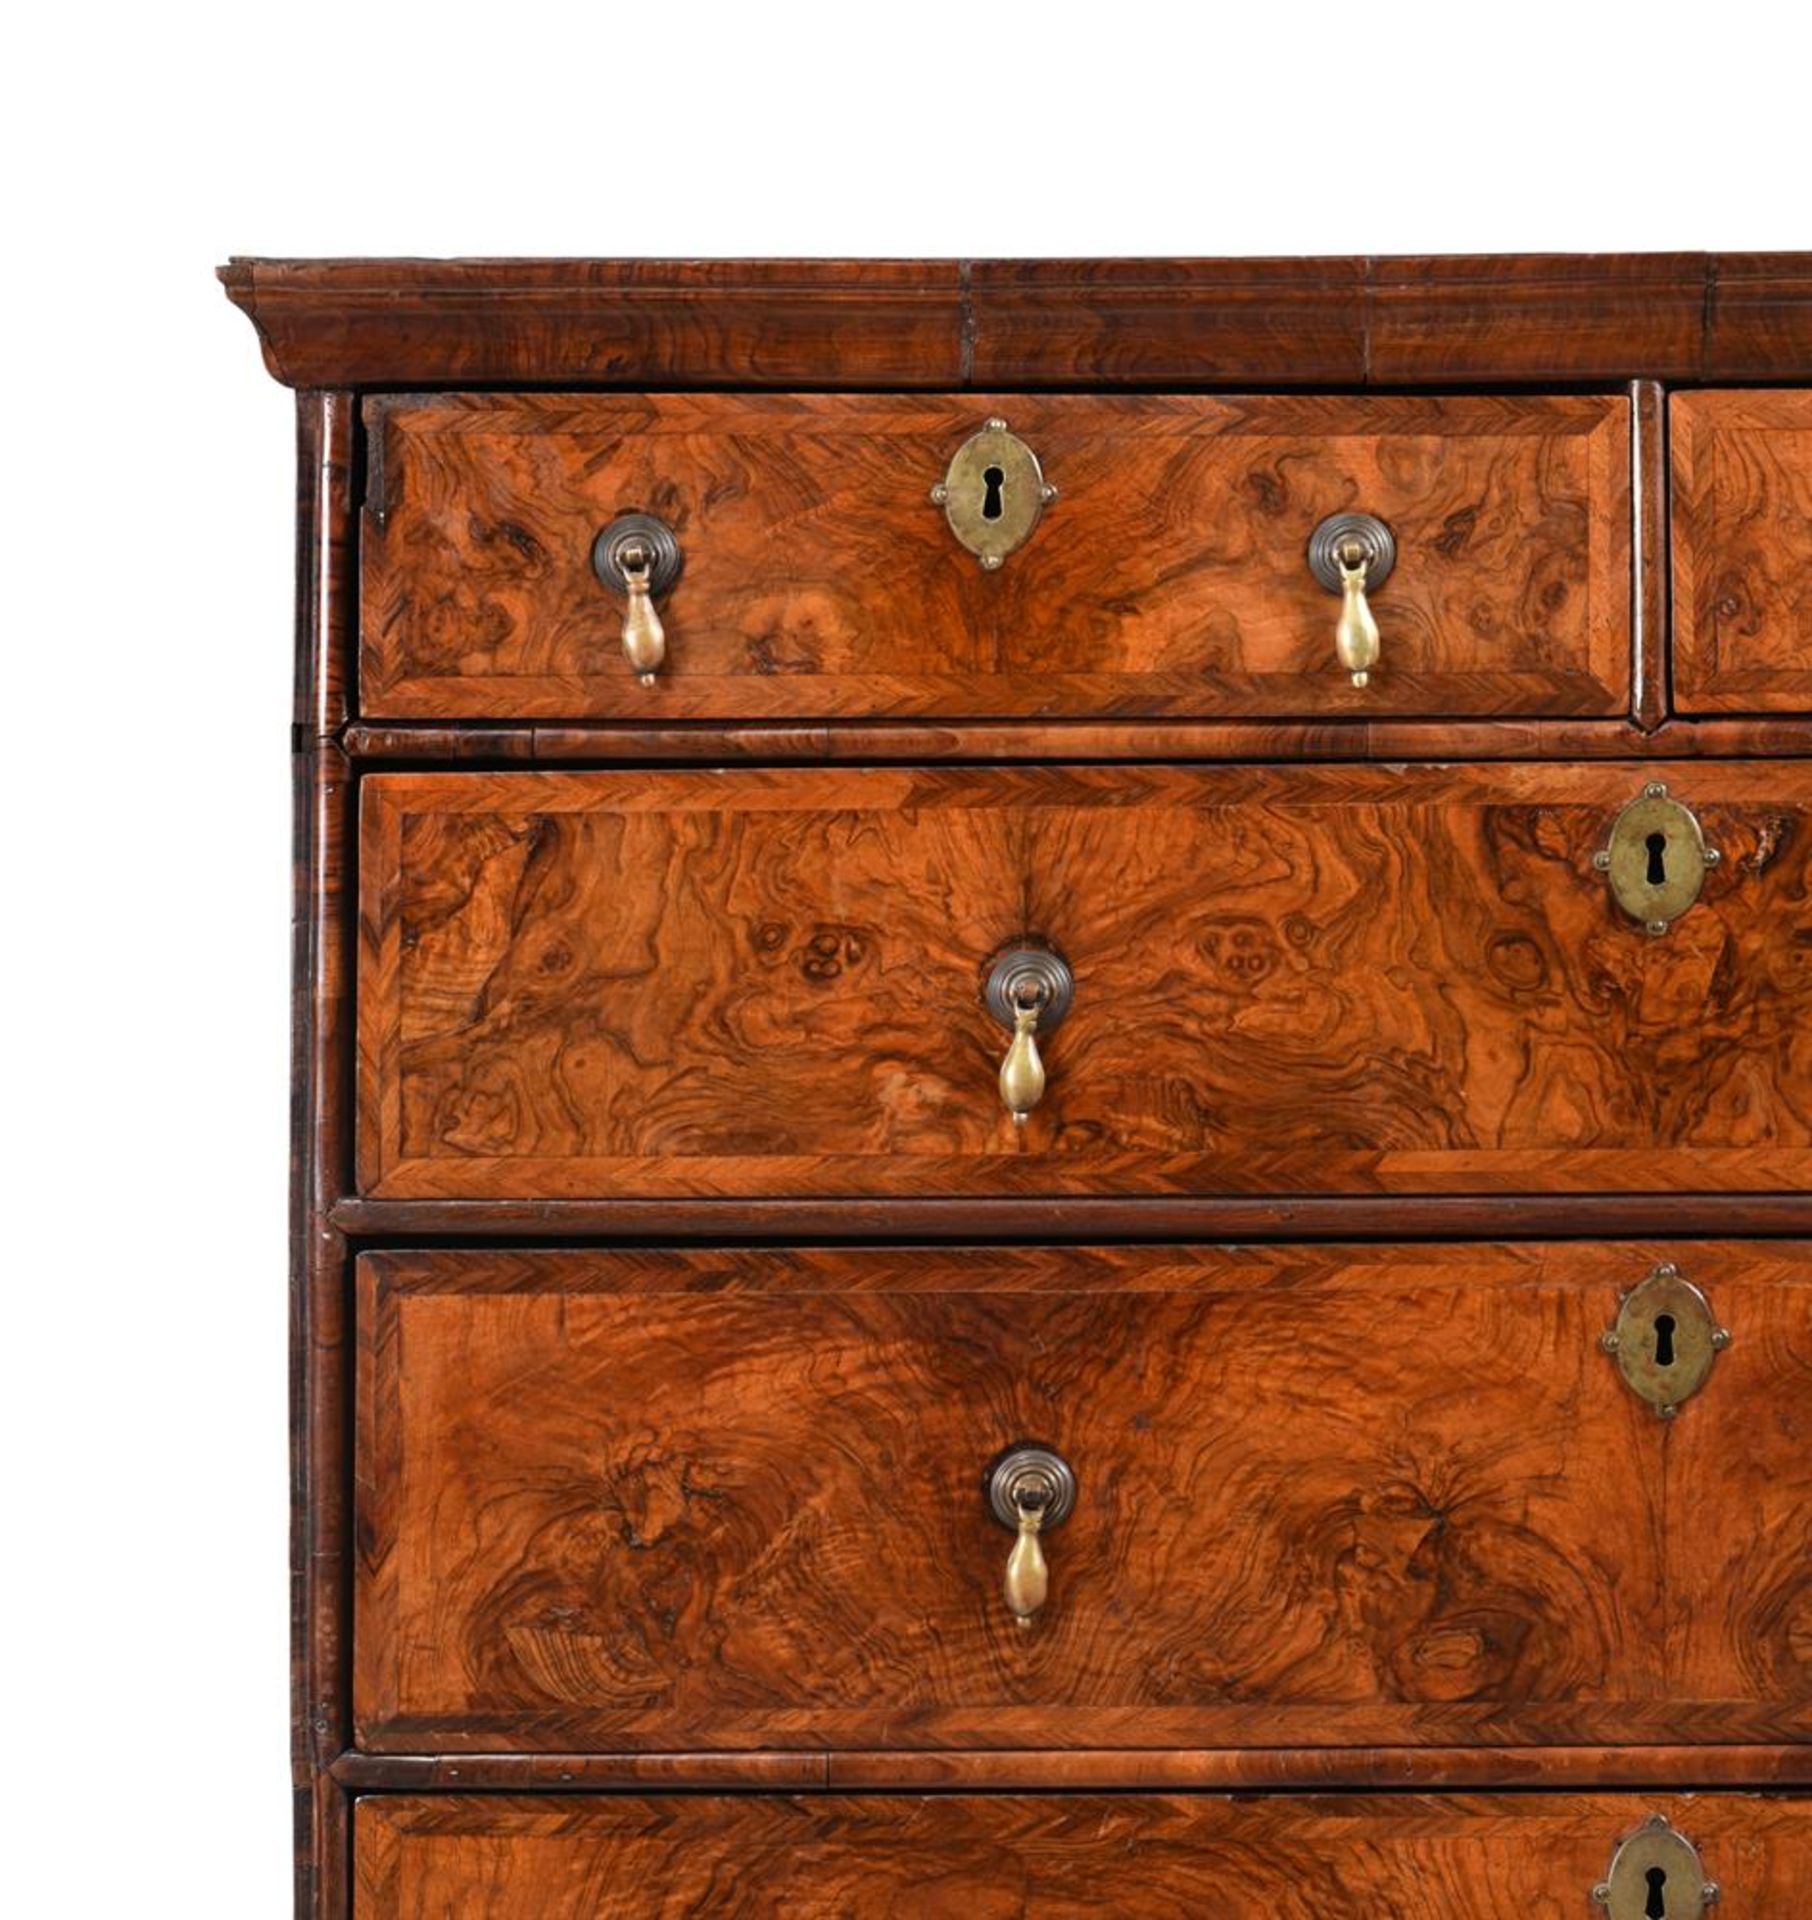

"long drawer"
[356, 762, 1812, 1201]
[353, 1242, 1810, 1753]
[359, 392, 1631, 721]
[354, 1793, 1808, 1916]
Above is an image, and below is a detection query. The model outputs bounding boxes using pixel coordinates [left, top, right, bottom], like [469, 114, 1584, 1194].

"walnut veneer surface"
[224, 255, 1812, 1917]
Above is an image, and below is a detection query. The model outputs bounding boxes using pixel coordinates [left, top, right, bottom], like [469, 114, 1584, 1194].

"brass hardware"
[931, 418, 1057, 569]
[1594, 783, 1721, 936]
[998, 998, 1046, 1124]
[1601, 1263, 1730, 1419]
[1593, 1813, 1719, 1916]
[985, 1444, 1076, 1625]
[1308, 512, 1396, 688]
[591, 512, 684, 686]
[984, 944, 1074, 1125]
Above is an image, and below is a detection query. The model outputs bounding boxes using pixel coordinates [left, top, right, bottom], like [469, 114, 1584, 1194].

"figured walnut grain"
[1673, 390, 1812, 713]
[353, 1241, 1810, 1754]
[356, 762, 1812, 1202]
[352, 1792, 1812, 1918]
[360, 392, 1629, 723]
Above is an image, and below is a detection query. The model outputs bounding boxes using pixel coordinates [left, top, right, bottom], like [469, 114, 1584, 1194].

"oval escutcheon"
[1593, 1813, 1718, 1916]
[932, 418, 1056, 568]
[1595, 782, 1721, 935]
[1601, 1264, 1730, 1418]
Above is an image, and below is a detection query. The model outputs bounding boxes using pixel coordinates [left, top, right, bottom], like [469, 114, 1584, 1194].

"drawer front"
[360, 393, 1631, 721]
[353, 1242, 1810, 1752]
[357, 763, 1811, 1202]
[1674, 390, 1812, 711]
[354, 1793, 1809, 1917]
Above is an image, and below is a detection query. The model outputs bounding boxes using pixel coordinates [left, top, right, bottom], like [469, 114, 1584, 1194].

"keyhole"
[1644, 1864, 1668, 1917]
[1645, 830, 1669, 887]
[981, 464, 1006, 521]
[1653, 1313, 1677, 1368]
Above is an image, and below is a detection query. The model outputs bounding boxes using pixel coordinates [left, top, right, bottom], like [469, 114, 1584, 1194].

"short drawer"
[353, 1242, 1810, 1753]
[360, 392, 1631, 722]
[354, 1793, 1808, 1916]
[1674, 390, 1812, 711]
[356, 762, 1811, 1202]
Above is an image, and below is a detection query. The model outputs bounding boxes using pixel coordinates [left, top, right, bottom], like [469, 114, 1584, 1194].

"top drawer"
[1673, 390, 1812, 712]
[361, 393, 1631, 722]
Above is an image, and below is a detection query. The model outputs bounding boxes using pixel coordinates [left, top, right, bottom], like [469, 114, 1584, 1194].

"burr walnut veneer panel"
[353, 1793, 1811, 1918]
[1673, 390, 1812, 712]
[357, 763, 1812, 1201]
[361, 393, 1630, 721]
[354, 1242, 1810, 1754]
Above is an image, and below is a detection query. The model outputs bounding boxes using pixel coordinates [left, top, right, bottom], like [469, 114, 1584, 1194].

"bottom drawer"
[354, 1793, 1808, 1916]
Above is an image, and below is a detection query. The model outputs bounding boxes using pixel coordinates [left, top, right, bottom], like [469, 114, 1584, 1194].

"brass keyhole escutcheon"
[1594, 783, 1722, 935]
[1600, 1264, 1730, 1419]
[1592, 1814, 1719, 1917]
[932, 419, 1057, 568]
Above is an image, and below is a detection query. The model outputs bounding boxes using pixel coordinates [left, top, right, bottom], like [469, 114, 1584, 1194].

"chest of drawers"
[225, 254, 1812, 1916]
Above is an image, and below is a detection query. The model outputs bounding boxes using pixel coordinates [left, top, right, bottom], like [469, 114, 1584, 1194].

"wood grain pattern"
[332, 1742, 1812, 1792]
[357, 762, 1812, 1202]
[352, 1793, 1812, 1917]
[221, 253, 1812, 389]
[332, 1192, 1812, 1242]
[221, 257, 968, 390]
[1631, 380, 1668, 729]
[297, 393, 355, 738]
[353, 1241, 1810, 1753]
[360, 392, 1630, 723]
[1673, 390, 1812, 712]
[294, 391, 360, 1920]
[338, 716, 1812, 766]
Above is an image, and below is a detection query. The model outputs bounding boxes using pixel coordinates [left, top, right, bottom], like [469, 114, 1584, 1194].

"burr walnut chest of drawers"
[224, 255, 1812, 1917]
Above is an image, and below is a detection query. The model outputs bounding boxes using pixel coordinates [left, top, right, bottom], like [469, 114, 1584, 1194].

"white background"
[5, 3, 1803, 1910]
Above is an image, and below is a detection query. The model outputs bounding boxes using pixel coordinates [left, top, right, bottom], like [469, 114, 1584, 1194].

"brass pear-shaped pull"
[1003, 1495, 1050, 1621]
[1308, 511, 1397, 690]
[1334, 543, 1381, 688]
[984, 943, 1075, 1128]
[618, 546, 666, 686]
[998, 993, 1047, 1124]
[985, 1444, 1076, 1627]
[591, 512, 684, 689]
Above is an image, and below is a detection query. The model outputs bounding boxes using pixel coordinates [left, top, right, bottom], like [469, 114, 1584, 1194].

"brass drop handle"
[1004, 1492, 1050, 1620]
[1334, 542, 1381, 688]
[984, 944, 1075, 1128]
[591, 512, 684, 689]
[998, 990, 1047, 1124]
[1308, 512, 1397, 690]
[618, 545, 666, 686]
[985, 1444, 1076, 1627]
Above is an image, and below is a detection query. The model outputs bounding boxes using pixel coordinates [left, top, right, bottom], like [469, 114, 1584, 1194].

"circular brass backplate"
[985, 1444, 1077, 1531]
[591, 512, 684, 598]
[984, 944, 1075, 1034]
[1307, 511, 1397, 593]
